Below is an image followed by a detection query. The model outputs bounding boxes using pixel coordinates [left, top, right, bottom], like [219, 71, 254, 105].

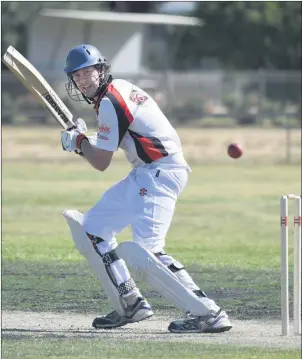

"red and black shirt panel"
[105, 83, 133, 146]
[98, 83, 169, 163]
[128, 130, 169, 164]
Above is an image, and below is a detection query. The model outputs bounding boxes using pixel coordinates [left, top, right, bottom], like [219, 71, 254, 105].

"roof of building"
[40, 9, 202, 27]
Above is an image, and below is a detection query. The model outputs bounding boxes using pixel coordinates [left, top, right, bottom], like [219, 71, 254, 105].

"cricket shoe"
[92, 297, 153, 329]
[168, 309, 232, 333]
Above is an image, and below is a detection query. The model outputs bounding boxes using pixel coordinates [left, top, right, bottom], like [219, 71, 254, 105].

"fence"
[2, 69, 301, 128]
[2, 69, 301, 164]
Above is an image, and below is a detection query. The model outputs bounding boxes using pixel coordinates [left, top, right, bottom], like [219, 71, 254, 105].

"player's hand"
[61, 118, 87, 152]
[74, 118, 87, 133]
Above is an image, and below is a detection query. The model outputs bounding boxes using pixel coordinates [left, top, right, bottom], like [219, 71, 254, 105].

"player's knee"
[86, 232, 123, 274]
[86, 232, 117, 254]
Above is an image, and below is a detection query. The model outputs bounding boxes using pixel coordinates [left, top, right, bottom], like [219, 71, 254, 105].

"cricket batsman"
[61, 44, 232, 333]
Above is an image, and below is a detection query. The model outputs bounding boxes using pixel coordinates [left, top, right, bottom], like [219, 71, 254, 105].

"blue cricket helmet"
[64, 44, 106, 73]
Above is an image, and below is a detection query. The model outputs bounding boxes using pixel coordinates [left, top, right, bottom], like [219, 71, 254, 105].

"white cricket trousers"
[82, 164, 189, 253]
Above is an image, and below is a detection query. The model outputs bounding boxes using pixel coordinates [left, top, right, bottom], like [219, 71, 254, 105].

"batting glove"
[61, 118, 88, 152]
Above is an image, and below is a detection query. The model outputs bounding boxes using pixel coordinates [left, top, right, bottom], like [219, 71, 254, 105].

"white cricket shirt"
[95, 79, 188, 168]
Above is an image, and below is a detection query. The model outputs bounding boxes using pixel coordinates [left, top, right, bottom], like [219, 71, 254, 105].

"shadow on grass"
[2, 260, 285, 320]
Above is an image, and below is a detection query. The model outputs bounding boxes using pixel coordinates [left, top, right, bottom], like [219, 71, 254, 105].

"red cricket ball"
[227, 143, 243, 159]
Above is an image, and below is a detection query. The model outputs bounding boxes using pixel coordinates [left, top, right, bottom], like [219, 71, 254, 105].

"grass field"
[2, 126, 301, 358]
[2, 339, 301, 359]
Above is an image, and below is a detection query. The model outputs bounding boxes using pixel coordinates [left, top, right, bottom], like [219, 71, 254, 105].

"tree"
[173, 2, 301, 70]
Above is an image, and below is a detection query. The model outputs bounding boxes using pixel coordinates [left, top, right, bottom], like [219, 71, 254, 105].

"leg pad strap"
[117, 278, 136, 296]
[87, 233, 120, 265]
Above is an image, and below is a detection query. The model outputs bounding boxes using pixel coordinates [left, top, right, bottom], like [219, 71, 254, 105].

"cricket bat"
[2, 45, 75, 129]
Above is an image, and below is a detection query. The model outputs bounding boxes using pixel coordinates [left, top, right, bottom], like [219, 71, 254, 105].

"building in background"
[27, 8, 201, 74]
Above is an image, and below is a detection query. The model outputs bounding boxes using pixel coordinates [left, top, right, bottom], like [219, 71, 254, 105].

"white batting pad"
[116, 241, 219, 316]
[63, 209, 126, 316]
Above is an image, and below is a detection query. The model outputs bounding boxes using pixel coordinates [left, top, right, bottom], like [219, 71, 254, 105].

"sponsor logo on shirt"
[99, 125, 110, 133]
[97, 133, 109, 140]
[130, 90, 148, 105]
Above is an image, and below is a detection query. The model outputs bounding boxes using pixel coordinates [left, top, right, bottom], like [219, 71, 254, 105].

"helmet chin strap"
[82, 94, 93, 105]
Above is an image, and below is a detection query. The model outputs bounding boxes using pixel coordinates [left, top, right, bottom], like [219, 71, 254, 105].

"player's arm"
[61, 117, 114, 172]
[90, 97, 126, 171]
[61, 98, 122, 171]
[80, 140, 113, 172]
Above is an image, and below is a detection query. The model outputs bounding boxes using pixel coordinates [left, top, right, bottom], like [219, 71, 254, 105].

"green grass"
[1, 339, 300, 359]
[2, 161, 300, 319]
[2, 161, 300, 269]
[2, 259, 283, 318]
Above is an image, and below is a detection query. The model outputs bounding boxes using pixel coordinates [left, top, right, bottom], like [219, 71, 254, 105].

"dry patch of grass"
[178, 127, 301, 164]
[2, 126, 301, 164]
